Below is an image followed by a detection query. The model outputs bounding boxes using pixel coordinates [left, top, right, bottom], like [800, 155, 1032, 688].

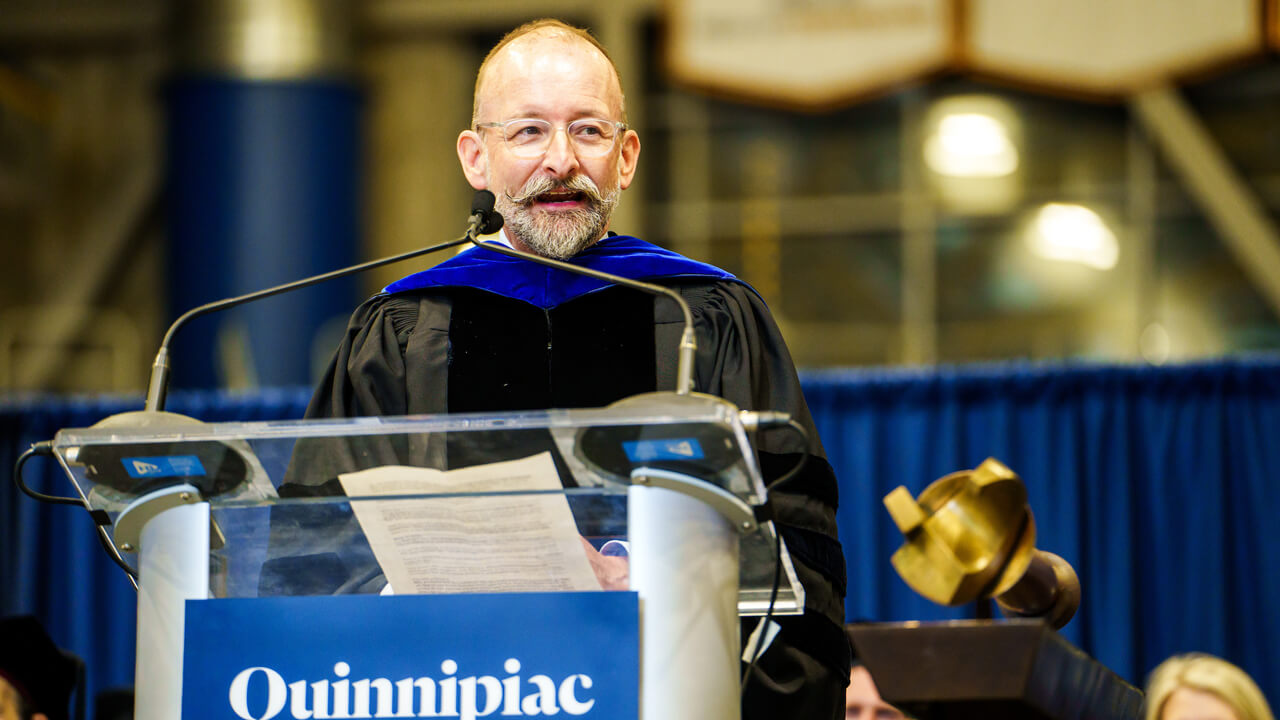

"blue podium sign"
[183, 593, 638, 720]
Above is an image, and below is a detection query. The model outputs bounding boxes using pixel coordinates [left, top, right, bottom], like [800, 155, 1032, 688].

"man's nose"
[540, 127, 580, 178]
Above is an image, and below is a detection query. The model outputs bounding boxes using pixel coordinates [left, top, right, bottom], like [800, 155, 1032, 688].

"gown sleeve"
[304, 292, 419, 420]
[260, 293, 423, 596]
[286, 292, 431, 484]
[676, 279, 851, 720]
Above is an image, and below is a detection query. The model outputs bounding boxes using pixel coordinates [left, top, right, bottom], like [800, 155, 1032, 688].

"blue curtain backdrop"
[3, 359, 1278, 717]
[804, 359, 1280, 703]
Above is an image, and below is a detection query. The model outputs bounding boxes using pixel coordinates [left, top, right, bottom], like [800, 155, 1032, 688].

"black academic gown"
[291, 236, 850, 719]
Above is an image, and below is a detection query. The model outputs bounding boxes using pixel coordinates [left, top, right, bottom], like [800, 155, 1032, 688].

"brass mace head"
[884, 458, 1080, 629]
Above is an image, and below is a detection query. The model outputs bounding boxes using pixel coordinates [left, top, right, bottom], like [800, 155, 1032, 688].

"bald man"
[456, 21, 639, 261]
[298, 18, 849, 719]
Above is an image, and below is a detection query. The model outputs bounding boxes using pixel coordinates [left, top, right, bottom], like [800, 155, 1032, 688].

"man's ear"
[617, 129, 641, 191]
[457, 130, 488, 190]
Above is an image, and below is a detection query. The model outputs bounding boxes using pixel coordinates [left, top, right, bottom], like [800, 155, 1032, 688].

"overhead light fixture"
[924, 106, 1019, 178]
[1026, 203, 1118, 271]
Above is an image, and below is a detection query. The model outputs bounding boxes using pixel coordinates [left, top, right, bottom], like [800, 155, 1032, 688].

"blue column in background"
[165, 78, 360, 390]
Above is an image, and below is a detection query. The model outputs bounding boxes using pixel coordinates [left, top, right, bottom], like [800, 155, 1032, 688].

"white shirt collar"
[489, 228, 514, 248]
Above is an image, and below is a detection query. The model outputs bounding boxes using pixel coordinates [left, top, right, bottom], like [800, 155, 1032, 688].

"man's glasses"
[475, 118, 627, 158]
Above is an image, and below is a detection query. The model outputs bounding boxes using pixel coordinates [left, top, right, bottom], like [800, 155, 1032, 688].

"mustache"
[504, 175, 606, 206]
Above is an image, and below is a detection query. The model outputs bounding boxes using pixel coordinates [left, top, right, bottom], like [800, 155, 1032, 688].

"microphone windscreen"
[470, 190, 505, 235]
[471, 189, 496, 216]
[479, 210, 504, 235]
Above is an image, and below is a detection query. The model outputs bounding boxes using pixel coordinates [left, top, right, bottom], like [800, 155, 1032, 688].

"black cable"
[741, 519, 784, 695]
[741, 417, 810, 694]
[90, 515, 138, 581]
[14, 441, 83, 505]
[13, 440, 139, 581]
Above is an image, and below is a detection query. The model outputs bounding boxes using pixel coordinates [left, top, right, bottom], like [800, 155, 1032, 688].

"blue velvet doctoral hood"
[383, 235, 736, 309]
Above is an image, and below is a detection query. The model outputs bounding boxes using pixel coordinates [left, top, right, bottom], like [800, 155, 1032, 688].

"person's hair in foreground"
[1146, 653, 1274, 720]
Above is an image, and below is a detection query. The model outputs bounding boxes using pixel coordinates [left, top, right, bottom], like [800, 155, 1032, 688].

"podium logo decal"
[227, 659, 594, 720]
[184, 594, 637, 720]
[122, 454, 206, 478]
[622, 437, 704, 462]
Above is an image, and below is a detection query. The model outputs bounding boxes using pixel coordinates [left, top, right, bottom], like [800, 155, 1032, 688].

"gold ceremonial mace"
[883, 458, 1081, 628]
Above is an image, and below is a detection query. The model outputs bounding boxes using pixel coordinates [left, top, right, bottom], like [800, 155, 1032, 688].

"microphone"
[469, 190, 505, 236]
[69, 201, 486, 500]
[146, 215, 485, 412]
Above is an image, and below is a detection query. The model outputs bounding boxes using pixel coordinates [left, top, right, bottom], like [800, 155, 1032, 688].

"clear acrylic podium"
[51, 395, 804, 720]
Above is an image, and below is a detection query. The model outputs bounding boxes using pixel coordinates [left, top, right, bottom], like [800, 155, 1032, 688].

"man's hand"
[579, 536, 630, 590]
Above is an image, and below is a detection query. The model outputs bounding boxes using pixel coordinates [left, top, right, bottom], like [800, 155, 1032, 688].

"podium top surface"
[50, 397, 805, 613]
[51, 398, 764, 512]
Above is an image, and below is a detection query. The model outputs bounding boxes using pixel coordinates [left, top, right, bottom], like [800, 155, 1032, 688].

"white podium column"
[119, 485, 210, 720]
[629, 480, 740, 720]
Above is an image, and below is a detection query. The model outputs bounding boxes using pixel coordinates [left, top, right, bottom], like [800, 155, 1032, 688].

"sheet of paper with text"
[339, 452, 603, 594]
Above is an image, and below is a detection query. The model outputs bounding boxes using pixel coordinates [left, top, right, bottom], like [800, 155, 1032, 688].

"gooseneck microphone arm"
[144, 212, 492, 411]
[465, 190, 698, 395]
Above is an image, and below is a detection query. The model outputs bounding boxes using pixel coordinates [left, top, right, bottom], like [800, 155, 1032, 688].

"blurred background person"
[1146, 653, 1274, 720]
[0, 616, 80, 720]
[845, 662, 906, 720]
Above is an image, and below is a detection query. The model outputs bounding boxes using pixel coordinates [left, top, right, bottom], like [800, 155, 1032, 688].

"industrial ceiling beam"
[1131, 84, 1280, 319]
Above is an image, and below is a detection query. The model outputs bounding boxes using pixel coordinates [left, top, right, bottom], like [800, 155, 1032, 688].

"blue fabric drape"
[3, 360, 1278, 717]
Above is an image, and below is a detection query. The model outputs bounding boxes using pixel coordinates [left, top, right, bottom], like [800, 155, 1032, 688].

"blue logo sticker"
[622, 438, 704, 462]
[121, 455, 206, 479]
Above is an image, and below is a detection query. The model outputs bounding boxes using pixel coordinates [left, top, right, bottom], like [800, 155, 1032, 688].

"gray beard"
[497, 175, 620, 260]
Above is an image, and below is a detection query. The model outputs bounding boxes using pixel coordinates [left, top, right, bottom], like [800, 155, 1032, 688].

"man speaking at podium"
[304, 19, 848, 719]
